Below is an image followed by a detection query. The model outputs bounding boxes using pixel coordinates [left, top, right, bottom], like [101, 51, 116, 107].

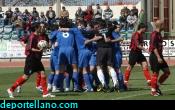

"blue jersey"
[71, 28, 86, 51]
[112, 31, 122, 53]
[57, 30, 75, 48]
[49, 30, 58, 43]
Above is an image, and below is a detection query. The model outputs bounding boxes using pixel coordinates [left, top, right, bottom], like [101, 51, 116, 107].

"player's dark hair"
[138, 23, 147, 30]
[31, 23, 40, 32]
[59, 18, 70, 28]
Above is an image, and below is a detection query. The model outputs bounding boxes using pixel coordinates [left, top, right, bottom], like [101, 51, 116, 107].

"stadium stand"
[3, 0, 141, 6]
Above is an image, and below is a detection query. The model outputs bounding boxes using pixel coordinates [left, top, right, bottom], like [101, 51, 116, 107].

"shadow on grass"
[127, 88, 150, 92]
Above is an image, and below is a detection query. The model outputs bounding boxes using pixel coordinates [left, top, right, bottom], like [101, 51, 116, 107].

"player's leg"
[72, 64, 80, 92]
[40, 71, 55, 98]
[96, 48, 107, 89]
[124, 51, 136, 87]
[7, 56, 33, 98]
[114, 53, 125, 91]
[79, 50, 93, 92]
[7, 74, 30, 98]
[106, 48, 119, 92]
[47, 55, 56, 91]
[159, 60, 170, 85]
[89, 54, 99, 89]
[52, 68, 63, 92]
[140, 61, 151, 85]
[149, 53, 161, 96]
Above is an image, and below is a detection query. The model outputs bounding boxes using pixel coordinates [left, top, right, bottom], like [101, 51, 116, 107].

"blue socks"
[48, 74, 55, 85]
[83, 73, 92, 90]
[72, 72, 79, 90]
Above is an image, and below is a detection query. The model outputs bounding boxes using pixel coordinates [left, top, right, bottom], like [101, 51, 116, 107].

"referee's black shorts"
[129, 51, 147, 66]
[97, 47, 114, 66]
[24, 55, 45, 75]
[149, 53, 169, 73]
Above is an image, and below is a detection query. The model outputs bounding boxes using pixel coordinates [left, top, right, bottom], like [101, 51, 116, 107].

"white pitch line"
[112, 89, 175, 100]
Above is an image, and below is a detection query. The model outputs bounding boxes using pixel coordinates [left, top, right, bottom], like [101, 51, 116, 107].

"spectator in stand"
[94, 4, 102, 20]
[0, 7, 4, 25]
[131, 6, 138, 18]
[103, 5, 113, 21]
[12, 8, 22, 22]
[22, 9, 31, 22]
[84, 5, 93, 22]
[138, 9, 145, 24]
[40, 12, 47, 24]
[14, 16, 24, 38]
[119, 11, 127, 30]
[0, 7, 4, 18]
[31, 7, 39, 23]
[60, 6, 69, 19]
[22, 9, 32, 34]
[46, 7, 56, 25]
[121, 6, 130, 17]
[75, 7, 84, 20]
[127, 11, 137, 30]
[4, 7, 13, 25]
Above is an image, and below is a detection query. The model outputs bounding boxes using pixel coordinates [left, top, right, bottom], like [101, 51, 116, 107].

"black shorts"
[97, 47, 114, 66]
[149, 53, 169, 73]
[24, 55, 45, 75]
[129, 51, 147, 66]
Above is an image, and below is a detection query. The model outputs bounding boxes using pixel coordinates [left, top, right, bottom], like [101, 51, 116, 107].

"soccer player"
[124, 23, 151, 89]
[51, 18, 79, 92]
[112, 24, 126, 91]
[47, 24, 59, 92]
[16, 23, 47, 93]
[86, 20, 119, 91]
[7, 23, 55, 98]
[73, 20, 95, 92]
[149, 20, 171, 96]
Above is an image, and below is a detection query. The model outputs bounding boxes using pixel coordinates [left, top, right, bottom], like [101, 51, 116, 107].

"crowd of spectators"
[0, 4, 141, 40]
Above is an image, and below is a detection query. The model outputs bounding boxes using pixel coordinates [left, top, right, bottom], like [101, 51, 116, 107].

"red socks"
[41, 77, 48, 95]
[124, 69, 131, 82]
[10, 76, 26, 92]
[151, 73, 159, 90]
[143, 68, 151, 82]
[36, 72, 41, 87]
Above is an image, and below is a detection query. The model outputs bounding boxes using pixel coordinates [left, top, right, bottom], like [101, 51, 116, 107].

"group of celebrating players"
[6, 17, 171, 98]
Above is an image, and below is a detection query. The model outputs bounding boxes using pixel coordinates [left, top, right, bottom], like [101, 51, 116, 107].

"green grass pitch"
[0, 67, 175, 100]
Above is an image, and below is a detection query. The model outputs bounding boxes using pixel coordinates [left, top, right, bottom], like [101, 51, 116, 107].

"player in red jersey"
[124, 23, 151, 89]
[149, 20, 171, 96]
[7, 23, 55, 98]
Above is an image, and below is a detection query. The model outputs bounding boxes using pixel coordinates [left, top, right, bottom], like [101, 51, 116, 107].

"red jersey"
[149, 31, 163, 55]
[130, 32, 144, 53]
[20, 33, 49, 59]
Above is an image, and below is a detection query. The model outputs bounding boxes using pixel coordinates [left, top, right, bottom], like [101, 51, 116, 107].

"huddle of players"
[47, 19, 126, 93]
[7, 18, 170, 98]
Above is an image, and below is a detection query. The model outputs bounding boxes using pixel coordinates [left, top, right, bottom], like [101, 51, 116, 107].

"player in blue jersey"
[47, 24, 60, 92]
[51, 18, 79, 92]
[112, 24, 126, 91]
[59, 20, 95, 92]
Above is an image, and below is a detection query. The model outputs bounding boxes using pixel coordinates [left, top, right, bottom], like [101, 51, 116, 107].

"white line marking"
[113, 89, 175, 100]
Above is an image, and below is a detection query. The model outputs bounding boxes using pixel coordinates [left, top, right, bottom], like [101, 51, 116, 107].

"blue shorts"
[78, 49, 92, 68]
[50, 53, 59, 71]
[114, 52, 122, 68]
[58, 47, 77, 65]
[89, 52, 96, 66]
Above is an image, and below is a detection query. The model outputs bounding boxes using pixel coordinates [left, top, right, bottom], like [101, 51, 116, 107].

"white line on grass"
[113, 89, 175, 100]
